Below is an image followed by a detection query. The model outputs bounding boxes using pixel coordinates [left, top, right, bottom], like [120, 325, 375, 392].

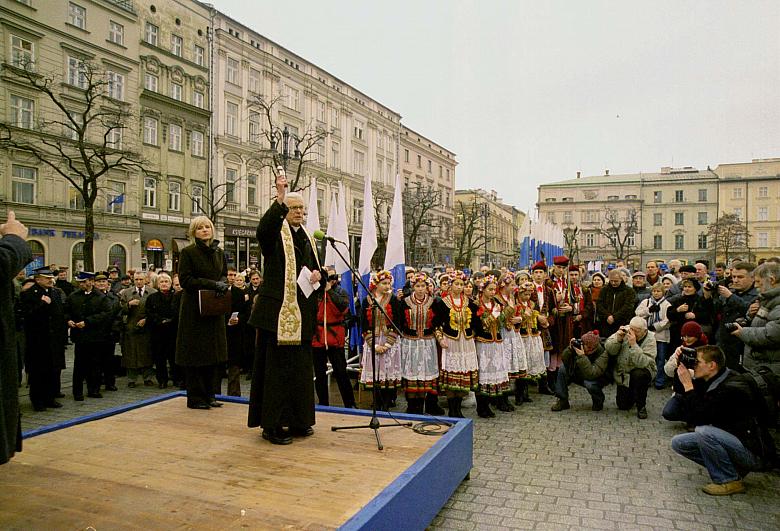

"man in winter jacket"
[707, 261, 758, 369]
[731, 261, 780, 374]
[605, 316, 657, 419]
[595, 269, 635, 338]
[671, 345, 772, 496]
[551, 330, 610, 412]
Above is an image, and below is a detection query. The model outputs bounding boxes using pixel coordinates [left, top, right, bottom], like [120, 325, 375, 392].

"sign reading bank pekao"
[30, 228, 102, 240]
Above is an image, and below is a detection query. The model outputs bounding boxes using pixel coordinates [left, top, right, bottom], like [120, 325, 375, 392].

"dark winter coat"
[739, 285, 780, 374]
[175, 239, 228, 367]
[65, 290, 112, 344]
[714, 285, 758, 369]
[226, 286, 251, 364]
[561, 342, 610, 386]
[20, 283, 67, 372]
[119, 285, 156, 368]
[595, 280, 635, 337]
[667, 293, 713, 350]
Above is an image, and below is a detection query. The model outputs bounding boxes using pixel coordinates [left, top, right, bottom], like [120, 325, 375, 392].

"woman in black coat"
[175, 216, 228, 409]
[225, 274, 251, 396]
[667, 279, 713, 352]
[146, 272, 180, 389]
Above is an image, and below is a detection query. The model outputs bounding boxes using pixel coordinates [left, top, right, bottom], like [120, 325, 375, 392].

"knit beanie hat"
[681, 321, 703, 338]
[581, 330, 600, 351]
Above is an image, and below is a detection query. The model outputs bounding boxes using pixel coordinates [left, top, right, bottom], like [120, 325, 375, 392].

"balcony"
[107, 0, 136, 14]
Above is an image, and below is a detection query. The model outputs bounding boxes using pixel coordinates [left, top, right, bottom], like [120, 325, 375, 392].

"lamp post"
[270, 125, 301, 171]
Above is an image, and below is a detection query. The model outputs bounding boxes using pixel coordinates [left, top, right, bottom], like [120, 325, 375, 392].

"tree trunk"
[84, 202, 96, 272]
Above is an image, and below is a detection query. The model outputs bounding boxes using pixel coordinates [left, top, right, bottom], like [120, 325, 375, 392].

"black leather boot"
[425, 393, 446, 415]
[522, 380, 533, 402]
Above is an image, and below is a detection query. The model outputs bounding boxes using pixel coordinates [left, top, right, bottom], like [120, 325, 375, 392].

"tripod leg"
[374, 428, 383, 451]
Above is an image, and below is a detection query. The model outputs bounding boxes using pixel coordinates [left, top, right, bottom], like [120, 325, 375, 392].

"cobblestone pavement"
[18, 347, 780, 530]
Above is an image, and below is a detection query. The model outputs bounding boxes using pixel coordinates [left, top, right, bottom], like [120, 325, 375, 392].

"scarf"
[647, 296, 665, 329]
[277, 220, 320, 345]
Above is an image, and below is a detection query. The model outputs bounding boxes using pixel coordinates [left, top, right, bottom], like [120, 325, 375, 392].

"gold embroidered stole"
[277, 221, 321, 345]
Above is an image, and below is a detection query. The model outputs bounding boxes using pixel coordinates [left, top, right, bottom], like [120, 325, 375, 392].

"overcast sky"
[213, 0, 780, 215]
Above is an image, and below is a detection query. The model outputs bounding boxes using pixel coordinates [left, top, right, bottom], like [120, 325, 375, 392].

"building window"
[352, 149, 365, 175]
[11, 95, 34, 129]
[168, 124, 182, 151]
[733, 187, 743, 199]
[653, 235, 662, 250]
[11, 165, 36, 204]
[376, 159, 382, 182]
[144, 177, 157, 208]
[653, 213, 662, 226]
[68, 2, 86, 29]
[698, 212, 708, 225]
[545, 198, 557, 203]
[193, 91, 204, 109]
[758, 207, 768, 221]
[427, 160, 432, 173]
[353, 119, 364, 140]
[758, 232, 769, 248]
[586, 233, 595, 247]
[67, 56, 87, 88]
[226, 57, 239, 85]
[63, 110, 82, 140]
[168, 182, 181, 211]
[171, 34, 183, 57]
[625, 194, 637, 200]
[191, 130, 204, 157]
[316, 188, 325, 217]
[439, 165, 443, 177]
[546, 212, 556, 223]
[191, 185, 204, 214]
[67, 184, 84, 210]
[248, 113, 261, 144]
[698, 234, 708, 250]
[734, 207, 742, 220]
[143, 117, 158, 145]
[417, 154, 422, 168]
[352, 198, 363, 224]
[170, 83, 182, 101]
[674, 212, 684, 225]
[653, 191, 662, 203]
[607, 195, 619, 201]
[698, 189, 707, 202]
[144, 73, 158, 92]
[317, 101, 326, 122]
[144, 22, 158, 46]
[11, 35, 34, 69]
[758, 186, 768, 198]
[283, 85, 299, 110]
[563, 211, 572, 223]
[674, 190, 684, 203]
[627, 234, 635, 247]
[107, 71, 124, 101]
[247, 174, 257, 206]
[249, 69, 261, 94]
[108, 244, 126, 272]
[674, 234, 684, 250]
[194, 45, 205, 66]
[561, 197, 574, 202]
[107, 125, 122, 149]
[331, 108, 339, 130]
[404, 149, 409, 163]
[105, 181, 124, 214]
[225, 168, 237, 203]
[331, 141, 340, 170]
[225, 101, 238, 136]
[109, 21, 124, 45]
[71, 242, 85, 273]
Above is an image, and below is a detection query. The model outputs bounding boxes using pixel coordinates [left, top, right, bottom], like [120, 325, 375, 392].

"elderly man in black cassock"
[248, 169, 324, 445]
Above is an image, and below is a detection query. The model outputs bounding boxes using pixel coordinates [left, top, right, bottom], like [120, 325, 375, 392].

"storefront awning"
[146, 239, 164, 251]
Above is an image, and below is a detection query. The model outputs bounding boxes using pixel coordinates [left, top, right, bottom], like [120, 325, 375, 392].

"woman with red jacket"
[312, 268, 356, 408]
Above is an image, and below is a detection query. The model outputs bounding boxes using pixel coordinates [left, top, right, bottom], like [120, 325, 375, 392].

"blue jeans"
[554, 363, 605, 406]
[671, 425, 762, 483]
[662, 393, 687, 421]
[655, 341, 670, 388]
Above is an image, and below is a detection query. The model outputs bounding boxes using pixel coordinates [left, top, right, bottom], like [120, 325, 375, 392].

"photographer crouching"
[671, 345, 773, 496]
[605, 317, 657, 419]
[551, 331, 610, 412]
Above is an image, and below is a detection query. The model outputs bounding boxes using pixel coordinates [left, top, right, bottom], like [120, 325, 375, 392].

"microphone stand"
[324, 239, 411, 451]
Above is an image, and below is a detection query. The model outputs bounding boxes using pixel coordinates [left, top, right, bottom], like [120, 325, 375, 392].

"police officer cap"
[33, 267, 56, 278]
[94, 272, 108, 281]
[76, 271, 95, 281]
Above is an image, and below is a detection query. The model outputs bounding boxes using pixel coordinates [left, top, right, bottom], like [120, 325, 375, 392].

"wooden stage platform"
[1, 394, 472, 530]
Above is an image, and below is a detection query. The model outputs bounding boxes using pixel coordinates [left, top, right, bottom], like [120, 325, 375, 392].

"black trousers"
[615, 368, 652, 410]
[313, 346, 356, 407]
[28, 368, 59, 407]
[98, 341, 116, 388]
[152, 328, 177, 386]
[184, 365, 219, 407]
[73, 343, 101, 397]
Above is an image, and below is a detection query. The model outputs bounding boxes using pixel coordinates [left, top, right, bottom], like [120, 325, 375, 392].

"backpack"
[739, 366, 780, 468]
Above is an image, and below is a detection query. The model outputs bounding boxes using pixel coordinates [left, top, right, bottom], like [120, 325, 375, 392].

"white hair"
[284, 192, 304, 206]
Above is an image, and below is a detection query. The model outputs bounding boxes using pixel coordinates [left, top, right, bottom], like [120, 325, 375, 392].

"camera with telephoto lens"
[571, 338, 583, 349]
[724, 317, 748, 332]
[679, 347, 698, 370]
[702, 280, 716, 291]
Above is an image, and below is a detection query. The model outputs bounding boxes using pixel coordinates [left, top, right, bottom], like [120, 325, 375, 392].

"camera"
[702, 280, 715, 291]
[571, 338, 583, 349]
[679, 347, 698, 370]
[619, 325, 630, 333]
[724, 317, 748, 332]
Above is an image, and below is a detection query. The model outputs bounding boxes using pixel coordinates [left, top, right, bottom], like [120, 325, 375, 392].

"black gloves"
[215, 281, 229, 294]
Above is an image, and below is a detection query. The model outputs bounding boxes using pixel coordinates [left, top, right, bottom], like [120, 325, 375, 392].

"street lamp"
[270, 126, 301, 171]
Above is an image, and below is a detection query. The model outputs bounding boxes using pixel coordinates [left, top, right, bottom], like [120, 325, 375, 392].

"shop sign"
[225, 226, 255, 238]
[146, 238, 165, 251]
[30, 228, 101, 239]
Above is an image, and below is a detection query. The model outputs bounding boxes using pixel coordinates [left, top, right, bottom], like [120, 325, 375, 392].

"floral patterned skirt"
[360, 333, 401, 389]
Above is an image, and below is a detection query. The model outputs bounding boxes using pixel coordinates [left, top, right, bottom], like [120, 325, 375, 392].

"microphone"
[313, 230, 347, 245]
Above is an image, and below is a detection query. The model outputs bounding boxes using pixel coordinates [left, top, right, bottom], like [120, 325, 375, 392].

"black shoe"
[551, 399, 570, 412]
[46, 401, 63, 409]
[127, 381, 137, 388]
[55, 393, 65, 399]
[105, 385, 118, 391]
[262, 429, 293, 445]
[87, 392, 103, 398]
[637, 407, 648, 419]
[290, 426, 314, 437]
[74, 396, 84, 402]
[424, 394, 446, 416]
[143, 380, 155, 387]
[592, 401, 604, 411]
[208, 400, 223, 408]
[537, 379, 553, 395]
[188, 403, 210, 410]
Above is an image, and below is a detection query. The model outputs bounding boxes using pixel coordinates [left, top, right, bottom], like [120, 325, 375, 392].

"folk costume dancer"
[548, 255, 573, 395]
[516, 281, 549, 394]
[496, 272, 525, 410]
[531, 261, 557, 395]
[359, 270, 402, 411]
[473, 275, 510, 418]
[397, 272, 443, 415]
[433, 271, 479, 418]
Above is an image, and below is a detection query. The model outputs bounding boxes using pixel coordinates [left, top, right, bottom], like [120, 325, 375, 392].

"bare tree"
[372, 187, 393, 268]
[403, 183, 443, 266]
[707, 213, 750, 264]
[598, 207, 640, 262]
[0, 60, 146, 271]
[563, 226, 580, 264]
[454, 196, 487, 269]
[247, 94, 330, 193]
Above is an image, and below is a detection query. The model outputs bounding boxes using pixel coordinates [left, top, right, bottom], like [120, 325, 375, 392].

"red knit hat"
[681, 321, 703, 338]
[581, 330, 600, 351]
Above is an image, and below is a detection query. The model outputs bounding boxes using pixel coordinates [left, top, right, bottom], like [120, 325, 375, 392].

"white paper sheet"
[297, 266, 320, 298]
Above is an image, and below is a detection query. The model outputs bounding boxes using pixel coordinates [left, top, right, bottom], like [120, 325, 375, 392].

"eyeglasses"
[288, 205, 305, 211]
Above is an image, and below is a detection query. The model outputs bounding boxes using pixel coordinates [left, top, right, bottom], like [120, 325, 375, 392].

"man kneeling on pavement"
[551, 330, 610, 412]
[670, 345, 775, 496]
[605, 316, 657, 419]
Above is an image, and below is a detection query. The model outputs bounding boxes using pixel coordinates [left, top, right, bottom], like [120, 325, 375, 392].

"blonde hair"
[156, 272, 172, 286]
[188, 216, 215, 242]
